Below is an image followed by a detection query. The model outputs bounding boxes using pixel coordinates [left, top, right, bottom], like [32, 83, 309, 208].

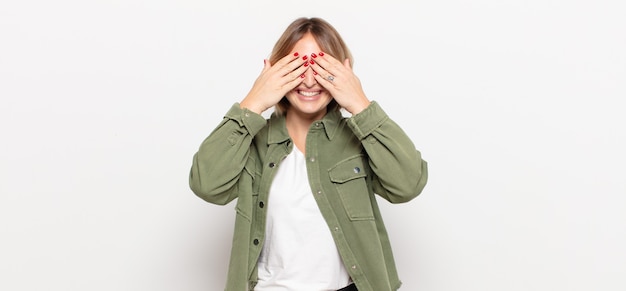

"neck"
[285, 109, 327, 153]
[285, 108, 326, 131]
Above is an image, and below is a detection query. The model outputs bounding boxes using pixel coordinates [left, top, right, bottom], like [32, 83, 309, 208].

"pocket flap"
[328, 155, 367, 183]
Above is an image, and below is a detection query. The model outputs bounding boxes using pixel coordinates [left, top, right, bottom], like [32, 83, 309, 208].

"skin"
[240, 32, 371, 152]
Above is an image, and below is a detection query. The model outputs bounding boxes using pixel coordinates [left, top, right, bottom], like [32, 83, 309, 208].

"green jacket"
[189, 101, 428, 291]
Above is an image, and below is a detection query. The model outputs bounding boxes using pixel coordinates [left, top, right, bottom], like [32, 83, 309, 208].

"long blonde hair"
[269, 17, 353, 116]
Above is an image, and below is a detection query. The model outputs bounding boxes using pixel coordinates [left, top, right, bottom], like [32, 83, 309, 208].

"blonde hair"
[269, 17, 353, 116]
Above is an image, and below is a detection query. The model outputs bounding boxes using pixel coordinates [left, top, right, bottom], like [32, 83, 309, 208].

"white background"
[1, 0, 625, 290]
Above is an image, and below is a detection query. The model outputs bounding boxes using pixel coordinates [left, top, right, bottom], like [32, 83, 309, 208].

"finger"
[283, 72, 306, 91]
[312, 69, 335, 90]
[281, 62, 309, 87]
[343, 58, 352, 69]
[281, 52, 309, 68]
[312, 51, 344, 76]
[272, 52, 301, 68]
[310, 58, 336, 84]
[261, 59, 271, 73]
[281, 54, 309, 76]
[266, 53, 300, 77]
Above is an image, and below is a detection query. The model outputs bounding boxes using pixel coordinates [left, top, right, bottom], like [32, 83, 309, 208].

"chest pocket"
[328, 155, 374, 221]
[235, 155, 260, 222]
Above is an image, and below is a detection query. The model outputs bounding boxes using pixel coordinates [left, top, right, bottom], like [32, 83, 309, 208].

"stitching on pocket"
[329, 155, 374, 220]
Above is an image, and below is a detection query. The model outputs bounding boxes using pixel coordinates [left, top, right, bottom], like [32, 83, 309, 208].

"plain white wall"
[1, 0, 624, 290]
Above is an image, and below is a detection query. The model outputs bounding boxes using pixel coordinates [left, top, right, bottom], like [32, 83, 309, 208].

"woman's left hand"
[310, 52, 371, 115]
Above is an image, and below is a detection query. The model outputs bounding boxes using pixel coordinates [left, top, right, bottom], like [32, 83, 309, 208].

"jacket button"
[353, 167, 361, 173]
[253, 239, 259, 245]
[269, 162, 275, 168]
[259, 201, 264, 208]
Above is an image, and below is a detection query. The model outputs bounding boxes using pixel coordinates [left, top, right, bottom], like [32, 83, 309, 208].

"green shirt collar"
[267, 109, 342, 144]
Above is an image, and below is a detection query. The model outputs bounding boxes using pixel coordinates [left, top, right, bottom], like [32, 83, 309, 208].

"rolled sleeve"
[346, 101, 389, 140]
[225, 103, 267, 136]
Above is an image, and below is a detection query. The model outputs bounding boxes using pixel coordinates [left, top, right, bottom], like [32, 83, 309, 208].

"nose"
[302, 67, 317, 87]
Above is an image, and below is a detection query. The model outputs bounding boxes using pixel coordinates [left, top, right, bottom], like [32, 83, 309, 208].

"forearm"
[347, 101, 428, 203]
[189, 103, 266, 205]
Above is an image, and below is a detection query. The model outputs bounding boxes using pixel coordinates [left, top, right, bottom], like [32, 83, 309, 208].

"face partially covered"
[285, 33, 333, 120]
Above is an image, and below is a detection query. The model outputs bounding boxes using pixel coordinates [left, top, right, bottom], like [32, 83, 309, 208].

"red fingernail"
[304, 62, 309, 67]
[310, 60, 315, 65]
[294, 52, 299, 57]
[302, 55, 308, 60]
[313, 71, 318, 75]
[311, 53, 317, 58]
[300, 73, 305, 78]
[319, 52, 325, 56]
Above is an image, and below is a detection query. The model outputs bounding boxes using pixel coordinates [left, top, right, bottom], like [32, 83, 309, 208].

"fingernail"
[304, 62, 309, 67]
[302, 55, 308, 60]
[313, 71, 318, 75]
[319, 52, 325, 56]
[309, 60, 315, 65]
[311, 53, 317, 58]
[294, 52, 299, 57]
[300, 73, 305, 78]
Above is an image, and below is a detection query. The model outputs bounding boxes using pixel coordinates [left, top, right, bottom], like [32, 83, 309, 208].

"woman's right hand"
[240, 53, 309, 114]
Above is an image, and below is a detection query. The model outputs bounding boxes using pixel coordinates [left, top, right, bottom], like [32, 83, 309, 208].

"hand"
[310, 52, 370, 114]
[240, 53, 309, 114]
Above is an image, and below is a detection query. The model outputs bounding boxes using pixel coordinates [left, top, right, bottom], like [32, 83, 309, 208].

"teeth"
[299, 91, 320, 97]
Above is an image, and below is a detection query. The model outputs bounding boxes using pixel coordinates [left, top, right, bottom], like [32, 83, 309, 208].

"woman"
[189, 17, 428, 291]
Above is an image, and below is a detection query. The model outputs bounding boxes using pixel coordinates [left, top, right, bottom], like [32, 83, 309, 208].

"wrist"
[346, 98, 370, 115]
[240, 99, 265, 115]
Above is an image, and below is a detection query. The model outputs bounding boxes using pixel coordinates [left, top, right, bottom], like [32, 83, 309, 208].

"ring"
[327, 75, 335, 82]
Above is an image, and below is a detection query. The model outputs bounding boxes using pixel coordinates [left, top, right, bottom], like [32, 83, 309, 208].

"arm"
[189, 104, 266, 205]
[190, 53, 308, 204]
[310, 52, 427, 202]
[347, 102, 428, 203]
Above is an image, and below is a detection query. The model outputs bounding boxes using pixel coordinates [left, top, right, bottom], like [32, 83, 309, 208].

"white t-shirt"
[255, 147, 351, 291]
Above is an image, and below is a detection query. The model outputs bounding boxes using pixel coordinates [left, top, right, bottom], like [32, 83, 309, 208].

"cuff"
[346, 101, 389, 140]
[225, 103, 267, 136]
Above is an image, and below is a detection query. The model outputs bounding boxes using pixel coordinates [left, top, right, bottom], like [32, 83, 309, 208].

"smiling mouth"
[297, 90, 321, 97]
